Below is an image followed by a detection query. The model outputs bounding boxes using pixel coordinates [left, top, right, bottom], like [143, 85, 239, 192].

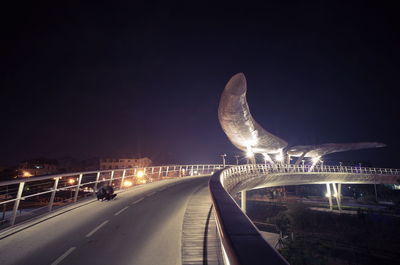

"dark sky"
[1, 1, 399, 167]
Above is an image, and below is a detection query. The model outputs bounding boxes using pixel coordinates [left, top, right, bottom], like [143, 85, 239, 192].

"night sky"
[1, 1, 399, 167]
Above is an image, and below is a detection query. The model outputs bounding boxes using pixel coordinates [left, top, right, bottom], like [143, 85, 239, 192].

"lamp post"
[220, 154, 227, 168]
[234, 155, 240, 165]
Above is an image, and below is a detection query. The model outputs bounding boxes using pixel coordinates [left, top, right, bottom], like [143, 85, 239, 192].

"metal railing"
[0, 164, 224, 228]
[209, 164, 400, 265]
[220, 164, 400, 193]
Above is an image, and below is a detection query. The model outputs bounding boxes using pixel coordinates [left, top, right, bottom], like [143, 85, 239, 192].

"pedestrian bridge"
[0, 164, 399, 265]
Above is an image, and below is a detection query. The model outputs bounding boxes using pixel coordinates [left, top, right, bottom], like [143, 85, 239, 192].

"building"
[18, 159, 58, 177]
[99, 157, 152, 170]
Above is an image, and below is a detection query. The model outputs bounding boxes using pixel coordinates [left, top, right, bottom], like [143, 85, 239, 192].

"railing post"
[119, 170, 127, 189]
[179, 166, 182, 177]
[94, 172, 101, 192]
[158, 166, 162, 178]
[48, 177, 60, 212]
[165, 166, 169, 177]
[109, 171, 114, 185]
[10, 182, 25, 226]
[73, 174, 83, 203]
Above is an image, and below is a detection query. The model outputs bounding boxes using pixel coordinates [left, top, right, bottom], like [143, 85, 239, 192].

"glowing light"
[245, 145, 254, 158]
[68, 178, 76, 185]
[123, 180, 133, 187]
[275, 153, 283, 162]
[136, 170, 144, 178]
[246, 150, 254, 158]
[22, 171, 33, 177]
[312, 157, 320, 164]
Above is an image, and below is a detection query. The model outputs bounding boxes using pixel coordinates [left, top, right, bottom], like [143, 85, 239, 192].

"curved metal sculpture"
[218, 73, 288, 155]
[218, 73, 385, 164]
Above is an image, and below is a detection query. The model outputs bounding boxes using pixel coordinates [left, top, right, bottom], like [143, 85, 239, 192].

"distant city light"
[123, 180, 133, 187]
[68, 178, 76, 185]
[137, 170, 144, 178]
[22, 171, 32, 177]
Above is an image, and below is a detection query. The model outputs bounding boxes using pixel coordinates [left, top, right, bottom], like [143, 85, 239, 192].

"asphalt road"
[0, 176, 210, 265]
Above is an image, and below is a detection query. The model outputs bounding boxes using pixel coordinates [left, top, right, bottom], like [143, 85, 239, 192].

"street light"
[220, 154, 227, 167]
[234, 155, 240, 165]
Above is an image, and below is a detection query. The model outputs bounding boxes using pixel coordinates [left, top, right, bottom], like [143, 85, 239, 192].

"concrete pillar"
[332, 183, 342, 212]
[241, 190, 247, 213]
[326, 183, 333, 211]
[338, 183, 342, 212]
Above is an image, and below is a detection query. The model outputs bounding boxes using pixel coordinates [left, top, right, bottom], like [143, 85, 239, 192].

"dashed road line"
[86, 220, 109, 238]
[147, 191, 156, 197]
[114, 206, 129, 216]
[132, 197, 144, 205]
[50, 247, 76, 265]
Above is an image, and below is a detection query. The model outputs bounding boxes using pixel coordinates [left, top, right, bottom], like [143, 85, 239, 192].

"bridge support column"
[332, 183, 342, 212]
[241, 190, 247, 213]
[326, 183, 333, 211]
[338, 183, 342, 212]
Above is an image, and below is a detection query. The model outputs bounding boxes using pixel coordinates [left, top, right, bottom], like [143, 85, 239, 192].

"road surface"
[0, 176, 210, 265]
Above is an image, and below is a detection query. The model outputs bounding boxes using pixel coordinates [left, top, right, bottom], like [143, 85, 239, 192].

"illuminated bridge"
[0, 164, 399, 265]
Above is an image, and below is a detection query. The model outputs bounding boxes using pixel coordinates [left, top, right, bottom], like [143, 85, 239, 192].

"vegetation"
[267, 203, 400, 264]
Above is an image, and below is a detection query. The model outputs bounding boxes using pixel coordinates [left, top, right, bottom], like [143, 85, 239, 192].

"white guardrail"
[0, 164, 225, 227]
[220, 164, 400, 193]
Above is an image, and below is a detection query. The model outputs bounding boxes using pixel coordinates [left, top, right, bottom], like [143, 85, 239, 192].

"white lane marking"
[147, 191, 156, 197]
[86, 220, 109, 238]
[132, 198, 144, 205]
[51, 247, 76, 265]
[114, 206, 129, 216]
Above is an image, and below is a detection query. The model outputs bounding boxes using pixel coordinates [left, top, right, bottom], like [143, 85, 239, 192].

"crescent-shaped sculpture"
[218, 73, 288, 155]
[218, 73, 385, 164]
